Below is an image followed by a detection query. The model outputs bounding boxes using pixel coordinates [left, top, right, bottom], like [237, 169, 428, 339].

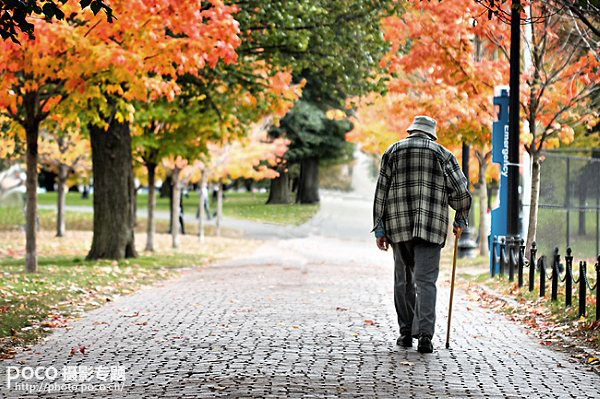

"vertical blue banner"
[490, 89, 509, 273]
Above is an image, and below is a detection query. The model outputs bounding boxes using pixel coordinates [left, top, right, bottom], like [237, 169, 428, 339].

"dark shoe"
[417, 334, 433, 353]
[396, 332, 412, 347]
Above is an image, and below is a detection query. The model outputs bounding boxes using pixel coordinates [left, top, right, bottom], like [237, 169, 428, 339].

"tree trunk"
[477, 158, 489, 256]
[243, 179, 253, 192]
[25, 120, 40, 273]
[526, 152, 542, 255]
[81, 184, 89, 199]
[56, 164, 67, 237]
[267, 170, 290, 204]
[216, 180, 223, 237]
[160, 175, 172, 198]
[86, 120, 137, 260]
[198, 171, 207, 242]
[132, 186, 138, 227]
[145, 162, 157, 252]
[171, 167, 181, 249]
[296, 157, 320, 204]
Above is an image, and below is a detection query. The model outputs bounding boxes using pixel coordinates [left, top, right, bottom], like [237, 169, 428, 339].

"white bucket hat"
[407, 115, 437, 140]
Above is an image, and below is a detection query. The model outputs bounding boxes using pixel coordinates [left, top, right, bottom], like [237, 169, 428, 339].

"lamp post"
[507, 0, 521, 238]
[458, 142, 478, 258]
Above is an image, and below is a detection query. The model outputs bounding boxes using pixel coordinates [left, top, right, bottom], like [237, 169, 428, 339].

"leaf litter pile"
[464, 278, 600, 375]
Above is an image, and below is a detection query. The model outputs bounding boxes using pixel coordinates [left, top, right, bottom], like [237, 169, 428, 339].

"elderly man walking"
[372, 116, 471, 353]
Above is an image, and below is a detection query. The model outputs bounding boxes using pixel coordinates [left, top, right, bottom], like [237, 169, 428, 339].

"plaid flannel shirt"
[372, 132, 472, 246]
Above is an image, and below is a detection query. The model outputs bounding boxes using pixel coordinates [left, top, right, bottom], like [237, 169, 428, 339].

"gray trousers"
[391, 238, 442, 337]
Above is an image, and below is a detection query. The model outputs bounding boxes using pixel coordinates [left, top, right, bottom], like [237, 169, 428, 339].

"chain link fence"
[534, 151, 599, 260]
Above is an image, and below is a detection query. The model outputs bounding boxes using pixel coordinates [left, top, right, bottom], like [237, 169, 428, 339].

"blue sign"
[490, 89, 509, 273]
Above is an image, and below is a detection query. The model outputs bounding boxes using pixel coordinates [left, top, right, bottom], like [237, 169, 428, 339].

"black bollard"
[499, 238, 506, 277]
[491, 236, 498, 278]
[555, 247, 564, 273]
[508, 237, 515, 282]
[529, 242, 537, 292]
[540, 256, 546, 298]
[596, 257, 599, 321]
[551, 252, 559, 302]
[565, 248, 573, 308]
[518, 238, 525, 288]
[579, 261, 587, 318]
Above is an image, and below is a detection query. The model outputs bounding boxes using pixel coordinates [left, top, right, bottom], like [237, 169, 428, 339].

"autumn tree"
[349, 0, 508, 253]
[133, 58, 300, 250]
[39, 127, 91, 237]
[484, 2, 599, 251]
[0, 0, 241, 270]
[201, 120, 289, 236]
[351, 0, 598, 253]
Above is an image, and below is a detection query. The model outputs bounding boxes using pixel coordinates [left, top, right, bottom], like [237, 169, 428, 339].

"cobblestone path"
[1, 236, 599, 398]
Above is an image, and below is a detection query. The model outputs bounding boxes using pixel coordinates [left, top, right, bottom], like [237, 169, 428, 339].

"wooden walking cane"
[445, 229, 461, 349]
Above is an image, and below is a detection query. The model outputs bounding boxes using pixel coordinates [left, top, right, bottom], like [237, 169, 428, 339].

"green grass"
[35, 191, 319, 226]
[0, 254, 202, 357]
[0, 208, 234, 238]
[218, 192, 319, 225]
[0, 205, 24, 226]
[536, 207, 599, 260]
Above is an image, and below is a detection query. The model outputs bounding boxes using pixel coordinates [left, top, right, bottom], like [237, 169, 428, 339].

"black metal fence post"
[540, 256, 546, 298]
[518, 238, 525, 288]
[566, 157, 571, 248]
[551, 248, 559, 301]
[508, 237, 515, 282]
[491, 236, 498, 278]
[596, 257, 599, 321]
[529, 242, 537, 292]
[565, 248, 573, 308]
[499, 238, 506, 277]
[578, 261, 587, 317]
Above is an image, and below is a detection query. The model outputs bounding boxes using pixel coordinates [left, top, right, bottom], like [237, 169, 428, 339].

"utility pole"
[507, 0, 521, 237]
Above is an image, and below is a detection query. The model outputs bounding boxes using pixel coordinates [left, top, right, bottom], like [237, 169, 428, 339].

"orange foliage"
[0, 0, 241, 131]
[203, 118, 290, 183]
[39, 129, 91, 182]
[350, 0, 508, 157]
[349, 0, 597, 185]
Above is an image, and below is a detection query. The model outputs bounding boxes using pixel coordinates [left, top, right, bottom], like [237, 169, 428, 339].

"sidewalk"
[1, 236, 598, 398]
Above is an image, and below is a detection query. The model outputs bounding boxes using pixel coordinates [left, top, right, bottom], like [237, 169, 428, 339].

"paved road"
[2, 236, 599, 398]
[4, 151, 599, 397]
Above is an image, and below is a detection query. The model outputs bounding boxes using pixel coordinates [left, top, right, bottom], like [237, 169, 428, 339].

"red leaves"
[68, 344, 86, 356]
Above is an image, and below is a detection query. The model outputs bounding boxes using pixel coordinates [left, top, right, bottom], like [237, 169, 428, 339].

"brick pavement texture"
[1, 236, 599, 398]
